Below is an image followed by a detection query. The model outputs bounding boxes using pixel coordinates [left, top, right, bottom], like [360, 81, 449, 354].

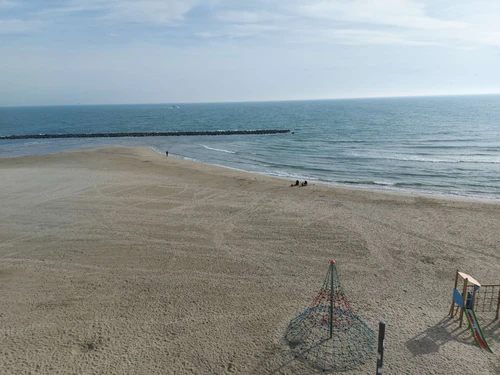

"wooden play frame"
[449, 270, 500, 327]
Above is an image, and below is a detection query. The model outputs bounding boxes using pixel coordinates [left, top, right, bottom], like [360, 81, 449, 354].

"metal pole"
[330, 260, 334, 339]
[376, 321, 385, 375]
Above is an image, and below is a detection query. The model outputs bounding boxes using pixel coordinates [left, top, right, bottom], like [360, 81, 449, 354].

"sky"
[1, 0, 500, 106]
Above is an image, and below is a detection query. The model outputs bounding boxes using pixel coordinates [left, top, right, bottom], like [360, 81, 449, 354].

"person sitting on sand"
[290, 180, 299, 187]
[301, 181, 308, 186]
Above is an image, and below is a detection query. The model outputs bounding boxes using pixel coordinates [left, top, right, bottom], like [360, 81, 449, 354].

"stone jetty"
[0, 129, 290, 141]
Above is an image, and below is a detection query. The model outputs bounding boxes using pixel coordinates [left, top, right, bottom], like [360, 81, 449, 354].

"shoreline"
[1, 146, 499, 374]
[2, 144, 500, 205]
[146, 147, 500, 205]
[2, 142, 499, 204]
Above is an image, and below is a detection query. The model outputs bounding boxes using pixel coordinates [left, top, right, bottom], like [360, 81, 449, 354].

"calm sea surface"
[1, 95, 500, 201]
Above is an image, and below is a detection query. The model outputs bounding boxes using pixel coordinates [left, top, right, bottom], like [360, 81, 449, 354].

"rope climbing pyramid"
[285, 260, 375, 372]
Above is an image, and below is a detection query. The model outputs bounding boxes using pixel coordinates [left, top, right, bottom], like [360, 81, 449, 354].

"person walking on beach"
[166, 151, 169, 157]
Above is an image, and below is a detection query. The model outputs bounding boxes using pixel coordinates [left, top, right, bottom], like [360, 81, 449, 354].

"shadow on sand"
[405, 317, 474, 356]
[479, 315, 500, 346]
[406, 314, 499, 356]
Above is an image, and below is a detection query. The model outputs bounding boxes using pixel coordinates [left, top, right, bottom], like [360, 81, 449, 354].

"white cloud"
[195, 31, 216, 39]
[298, 0, 467, 30]
[38, 0, 201, 25]
[0, 0, 19, 8]
[192, 0, 471, 47]
[196, 23, 284, 39]
[99, 0, 200, 25]
[37, 6, 94, 16]
[194, 1, 500, 49]
[12, 1, 499, 48]
[439, 1, 500, 48]
[215, 10, 291, 24]
[323, 29, 441, 46]
[3, 1, 500, 53]
[0, 19, 41, 34]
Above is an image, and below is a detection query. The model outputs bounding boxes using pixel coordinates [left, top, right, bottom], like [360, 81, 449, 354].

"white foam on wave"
[200, 144, 236, 154]
[146, 146, 164, 155]
[347, 151, 500, 164]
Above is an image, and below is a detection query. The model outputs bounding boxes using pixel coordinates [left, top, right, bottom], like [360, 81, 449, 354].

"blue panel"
[453, 289, 463, 307]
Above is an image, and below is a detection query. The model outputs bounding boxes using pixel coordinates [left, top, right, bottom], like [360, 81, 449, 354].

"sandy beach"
[0, 146, 499, 374]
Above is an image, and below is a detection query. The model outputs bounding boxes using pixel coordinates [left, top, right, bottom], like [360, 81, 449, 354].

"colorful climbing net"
[285, 261, 375, 372]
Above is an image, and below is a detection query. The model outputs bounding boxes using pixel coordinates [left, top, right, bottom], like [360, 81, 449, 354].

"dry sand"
[0, 146, 499, 374]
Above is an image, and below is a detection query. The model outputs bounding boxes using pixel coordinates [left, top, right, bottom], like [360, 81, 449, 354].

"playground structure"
[449, 270, 499, 353]
[285, 260, 375, 372]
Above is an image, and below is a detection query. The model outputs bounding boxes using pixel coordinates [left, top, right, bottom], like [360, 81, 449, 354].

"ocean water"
[1, 95, 500, 201]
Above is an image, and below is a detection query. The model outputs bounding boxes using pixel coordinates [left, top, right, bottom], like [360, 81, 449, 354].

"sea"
[1, 95, 500, 202]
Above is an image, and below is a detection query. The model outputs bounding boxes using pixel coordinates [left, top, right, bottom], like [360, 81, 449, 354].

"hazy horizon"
[2, 92, 500, 109]
[2, 1, 500, 107]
